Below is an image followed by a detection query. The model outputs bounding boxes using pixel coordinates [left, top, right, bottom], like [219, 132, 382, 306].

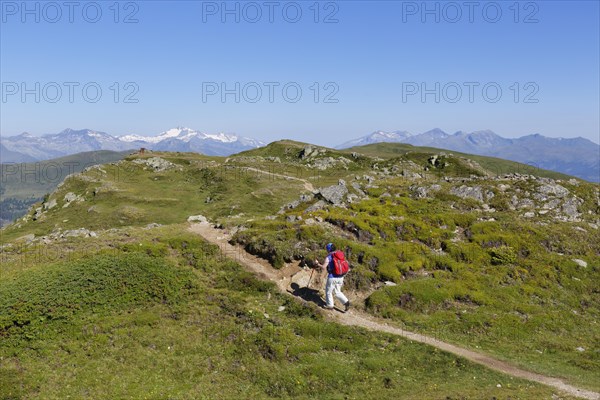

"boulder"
[187, 215, 208, 223]
[318, 182, 348, 206]
[450, 185, 484, 202]
[44, 199, 57, 210]
[306, 200, 327, 213]
[538, 183, 569, 198]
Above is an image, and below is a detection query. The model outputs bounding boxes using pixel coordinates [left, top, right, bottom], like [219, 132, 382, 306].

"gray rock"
[300, 146, 314, 159]
[283, 200, 301, 210]
[538, 183, 569, 198]
[187, 215, 208, 223]
[64, 192, 78, 202]
[133, 157, 176, 172]
[318, 183, 348, 206]
[44, 199, 57, 210]
[450, 185, 484, 202]
[306, 200, 327, 213]
[144, 223, 162, 229]
[347, 194, 359, 203]
[523, 212, 535, 218]
[351, 182, 366, 196]
[299, 194, 314, 202]
[543, 199, 561, 210]
[63, 228, 97, 238]
[63, 192, 84, 208]
[33, 207, 43, 220]
[561, 197, 582, 219]
[572, 259, 587, 268]
[414, 187, 429, 199]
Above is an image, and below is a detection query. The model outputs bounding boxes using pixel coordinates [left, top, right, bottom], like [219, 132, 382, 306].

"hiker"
[315, 243, 351, 312]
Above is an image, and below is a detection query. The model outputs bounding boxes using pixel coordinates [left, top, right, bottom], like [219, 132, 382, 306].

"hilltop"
[1, 141, 598, 398]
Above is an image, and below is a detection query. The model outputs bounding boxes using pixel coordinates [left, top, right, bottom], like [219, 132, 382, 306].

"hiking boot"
[322, 305, 334, 310]
[344, 301, 351, 312]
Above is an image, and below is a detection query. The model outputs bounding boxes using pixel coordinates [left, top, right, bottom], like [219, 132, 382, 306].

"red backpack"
[331, 250, 349, 276]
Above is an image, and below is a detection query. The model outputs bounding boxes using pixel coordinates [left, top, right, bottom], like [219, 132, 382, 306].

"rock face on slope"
[450, 185, 495, 202]
[133, 157, 178, 172]
[317, 180, 349, 206]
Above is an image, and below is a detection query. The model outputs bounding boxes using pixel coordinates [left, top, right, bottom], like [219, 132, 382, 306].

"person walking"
[315, 243, 350, 312]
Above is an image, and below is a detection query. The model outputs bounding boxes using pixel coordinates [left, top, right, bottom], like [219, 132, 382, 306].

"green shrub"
[378, 263, 402, 283]
[489, 246, 517, 265]
[0, 253, 196, 342]
[365, 290, 393, 313]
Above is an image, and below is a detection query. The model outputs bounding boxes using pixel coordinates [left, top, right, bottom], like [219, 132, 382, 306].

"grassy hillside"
[0, 225, 565, 399]
[1, 143, 597, 397]
[345, 142, 574, 181]
[0, 150, 130, 226]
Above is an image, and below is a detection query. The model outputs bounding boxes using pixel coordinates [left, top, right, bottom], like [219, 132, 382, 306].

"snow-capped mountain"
[0, 127, 265, 162]
[337, 129, 600, 183]
[336, 130, 412, 149]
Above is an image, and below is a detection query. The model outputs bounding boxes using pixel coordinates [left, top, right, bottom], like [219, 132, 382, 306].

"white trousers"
[325, 276, 348, 308]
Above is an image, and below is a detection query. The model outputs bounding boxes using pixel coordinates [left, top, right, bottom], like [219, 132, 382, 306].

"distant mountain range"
[337, 129, 600, 183]
[2, 127, 598, 183]
[0, 128, 265, 163]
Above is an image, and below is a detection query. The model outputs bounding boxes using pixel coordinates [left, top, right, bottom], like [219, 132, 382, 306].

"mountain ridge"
[337, 129, 600, 182]
[0, 127, 265, 161]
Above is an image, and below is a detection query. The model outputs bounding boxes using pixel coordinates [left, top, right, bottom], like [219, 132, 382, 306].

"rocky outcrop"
[133, 157, 178, 172]
[450, 185, 494, 202]
[63, 192, 85, 208]
[188, 215, 208, 223]
[317, 180, 348, 206]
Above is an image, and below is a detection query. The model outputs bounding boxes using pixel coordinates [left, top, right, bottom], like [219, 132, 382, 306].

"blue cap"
[326, 243, 334, 252]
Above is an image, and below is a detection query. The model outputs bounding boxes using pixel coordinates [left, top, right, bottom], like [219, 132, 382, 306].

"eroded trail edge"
[189, 222, 599, 400]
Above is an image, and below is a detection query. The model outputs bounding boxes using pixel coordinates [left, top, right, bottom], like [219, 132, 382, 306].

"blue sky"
[1, 0, 599, 145]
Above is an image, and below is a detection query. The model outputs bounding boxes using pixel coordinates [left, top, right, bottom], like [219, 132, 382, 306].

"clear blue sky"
[1, 0, 599, 145]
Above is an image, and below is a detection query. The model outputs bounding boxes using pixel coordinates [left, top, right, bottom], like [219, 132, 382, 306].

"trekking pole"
[306, 268, 315, 288]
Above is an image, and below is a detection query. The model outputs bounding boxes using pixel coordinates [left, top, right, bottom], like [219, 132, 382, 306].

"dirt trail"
[189, 222, 599, 400]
